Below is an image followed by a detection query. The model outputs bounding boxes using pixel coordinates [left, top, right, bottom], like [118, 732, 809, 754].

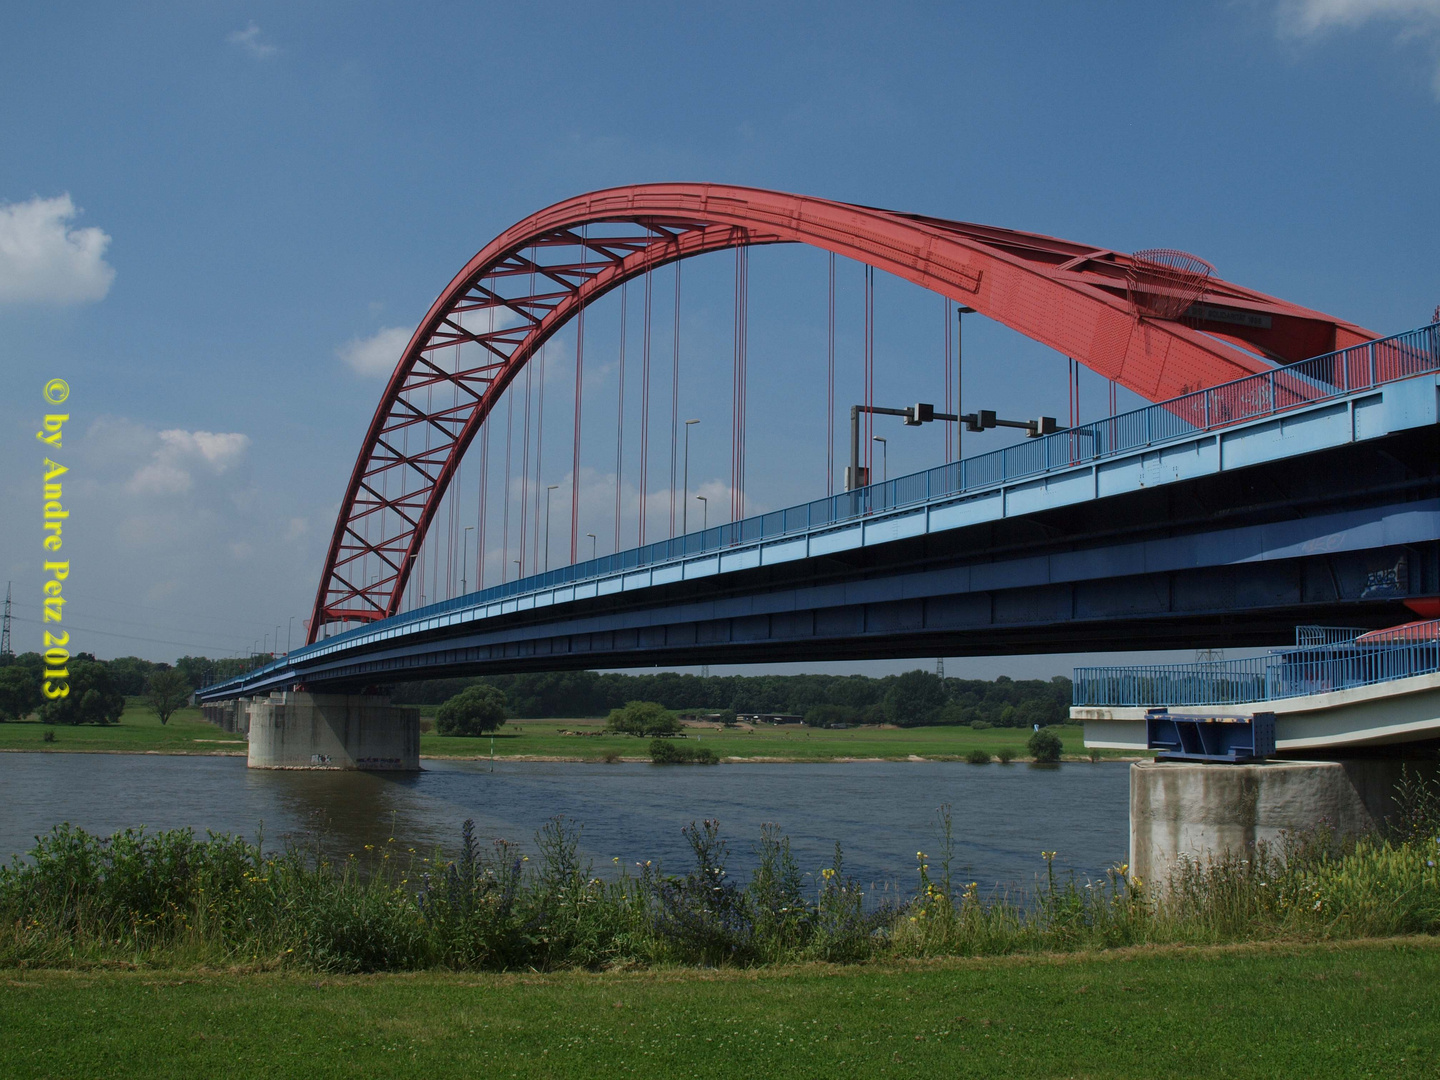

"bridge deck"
[201, 323, 1440, 703]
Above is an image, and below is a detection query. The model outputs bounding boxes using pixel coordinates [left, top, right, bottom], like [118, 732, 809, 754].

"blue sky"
[2, 1, 1438, 674]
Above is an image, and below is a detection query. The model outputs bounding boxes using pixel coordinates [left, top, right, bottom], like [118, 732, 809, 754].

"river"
[0, 753, 1130, 897]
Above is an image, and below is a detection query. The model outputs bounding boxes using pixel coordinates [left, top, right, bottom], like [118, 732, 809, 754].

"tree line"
[0, 652, 192, 725]
[390, 668, 1073, 728]
[0, 651, 1074, 729]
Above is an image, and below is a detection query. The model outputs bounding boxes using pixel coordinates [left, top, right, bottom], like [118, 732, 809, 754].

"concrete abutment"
[1129, 757, 1432, 887]
[243, 691, 420, 770]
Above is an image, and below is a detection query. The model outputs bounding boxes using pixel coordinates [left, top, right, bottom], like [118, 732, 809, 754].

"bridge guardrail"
[216, 322, 1440, 693]
[1073, 637, 1440, 708]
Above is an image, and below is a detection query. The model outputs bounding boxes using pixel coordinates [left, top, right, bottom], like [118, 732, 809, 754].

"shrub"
[0, 665, 40, 722]
[1028, 728, 1063, 763]
[969, 720, 993, 731]
[436, 685, 507, 736]
[965, 748, 990, 765]
[647, 819, 753, 965]
[804, 704, 859, 728]
[39, 659, 123, 726]
[649, 739, 718, 765]
[607, 701, 683, 737]
[996, 747, 1015, 764]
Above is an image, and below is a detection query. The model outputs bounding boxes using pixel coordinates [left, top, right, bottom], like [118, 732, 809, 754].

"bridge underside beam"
[267, 425, 1439, 692]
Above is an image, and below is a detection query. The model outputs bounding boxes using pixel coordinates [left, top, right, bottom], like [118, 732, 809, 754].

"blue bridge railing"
[1073, 635, 1440, 708]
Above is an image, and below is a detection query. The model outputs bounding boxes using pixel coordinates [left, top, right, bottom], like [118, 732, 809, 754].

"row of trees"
[392, 668, 1072, 728]
[0, 649, 1073, 730]
[0, 652, 191, 725]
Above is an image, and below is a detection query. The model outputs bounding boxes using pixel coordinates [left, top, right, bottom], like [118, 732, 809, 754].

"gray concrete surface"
[1129, 758, 1421, 888]
[246, 691, 419, 770]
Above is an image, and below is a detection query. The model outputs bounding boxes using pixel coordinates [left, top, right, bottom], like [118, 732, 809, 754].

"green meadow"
[0, 701, 1121, 763]
[4, 941, 1437, 1078]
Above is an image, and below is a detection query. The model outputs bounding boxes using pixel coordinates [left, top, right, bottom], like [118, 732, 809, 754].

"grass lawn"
[1, 704, 1125, 763]
[0, 702, 244, 756]
[2, 939, 1436, 1078]
[420, 720, 1111, 760]
[418, 717, 1115, 762]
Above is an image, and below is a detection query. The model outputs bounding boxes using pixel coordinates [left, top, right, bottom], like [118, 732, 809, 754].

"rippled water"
[0, 753, 1130, 895]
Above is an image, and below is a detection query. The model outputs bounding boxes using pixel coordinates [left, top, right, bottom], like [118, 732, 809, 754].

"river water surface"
[1, 753, 1129, 896]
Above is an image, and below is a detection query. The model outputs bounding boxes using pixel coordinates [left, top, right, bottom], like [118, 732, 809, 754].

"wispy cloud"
[1277, 0, 1440, 97]
[337, 325, 412, 377]
[227, 22, 278, 60]
[0, 194, 114, 304]
[128, 429, 250, 496]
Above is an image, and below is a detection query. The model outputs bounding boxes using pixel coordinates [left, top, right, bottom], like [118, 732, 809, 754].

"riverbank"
[0, 703, 1130, 763]
[4, 939, 1436, 1078]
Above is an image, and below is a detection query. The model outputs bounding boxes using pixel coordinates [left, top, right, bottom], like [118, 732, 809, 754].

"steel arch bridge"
[310, 183, 1375, 643]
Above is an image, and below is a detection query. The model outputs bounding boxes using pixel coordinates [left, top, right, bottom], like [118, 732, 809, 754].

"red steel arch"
[309, 183, 1375, 641]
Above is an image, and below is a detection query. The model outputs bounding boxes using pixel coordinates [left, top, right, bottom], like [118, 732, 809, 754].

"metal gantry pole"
[544, 486, 559, 571]
[682, 418, 699, 533]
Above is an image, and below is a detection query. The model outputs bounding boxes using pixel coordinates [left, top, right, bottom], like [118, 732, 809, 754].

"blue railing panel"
[1075, 639, 1440, 708]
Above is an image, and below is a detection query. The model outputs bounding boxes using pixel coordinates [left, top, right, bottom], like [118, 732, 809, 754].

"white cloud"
[128, 429, 250, 495]
[0, 194, 114, 304]
[338, 325, 412, 377]
[227, 22, 278, 60]
[1278, 0, 1440, 95]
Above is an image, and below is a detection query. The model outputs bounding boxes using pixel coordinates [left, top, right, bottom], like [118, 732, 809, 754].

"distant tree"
[107, 656, 158, 696]
[436, 685, 508, 736]
[0, 666, 40, 721]
[1027, 728, 1063, 763]
[605, 700, 683, 737]
[883, 670, 947, 726]
[803, 704, 859, 728]
[143, 666, 191, 725]
[39, 658, 125, 726]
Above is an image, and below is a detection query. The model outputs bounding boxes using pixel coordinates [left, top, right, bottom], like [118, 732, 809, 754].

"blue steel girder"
[199, 367, 1440, 702]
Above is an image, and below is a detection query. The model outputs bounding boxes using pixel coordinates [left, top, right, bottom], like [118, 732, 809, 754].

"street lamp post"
[287, 616, 294, 653]
[695, 494, 708, 530]
[461, 526, 473, 593]
[544, 485, 559, 571]
[585, 533, 597, 560]
[274, 625, 281, 658]
[873, 436, 887, 483]
[682, 419, 700, 533]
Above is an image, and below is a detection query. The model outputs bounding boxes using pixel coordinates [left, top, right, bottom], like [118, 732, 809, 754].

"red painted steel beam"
[309, 183, 1376, 641]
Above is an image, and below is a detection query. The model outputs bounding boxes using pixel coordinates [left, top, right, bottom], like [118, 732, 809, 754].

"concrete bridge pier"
[245, 690, 420, 770]
[1128, 757, 1429, 887]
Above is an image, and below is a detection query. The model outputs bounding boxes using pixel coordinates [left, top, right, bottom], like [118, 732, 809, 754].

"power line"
[8, 613, 250, 655]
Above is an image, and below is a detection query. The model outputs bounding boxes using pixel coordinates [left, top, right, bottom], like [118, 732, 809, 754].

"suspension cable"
[670, 260, 682, 536]
[518, 359, 533, 577]
[614, 282, 627, 555]
[731, 245, 749, 522]
[570, 227, 586, 564]
[532, 344, 546, 572]
[502, 384, 514, 581]
[943, 297, 953, 463]
[827, 252, 835, 496]
[476, 290, 494, 591]
[864, 264, 874, 482]
[638, 269, 652, 546]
